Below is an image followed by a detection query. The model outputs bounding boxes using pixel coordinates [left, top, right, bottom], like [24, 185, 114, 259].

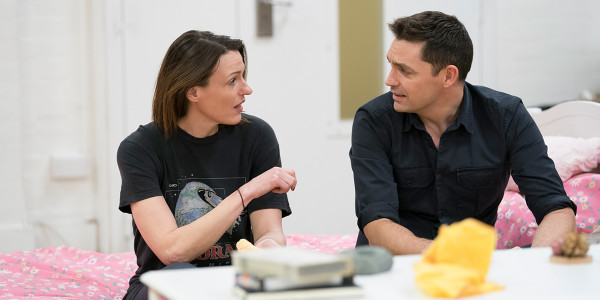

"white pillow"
[506, 136, 600, 192]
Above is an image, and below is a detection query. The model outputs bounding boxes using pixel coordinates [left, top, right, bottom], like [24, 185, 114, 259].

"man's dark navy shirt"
[350, 82, 576, 246]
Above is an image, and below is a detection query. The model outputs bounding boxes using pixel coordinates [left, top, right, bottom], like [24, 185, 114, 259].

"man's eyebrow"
[387, 58, 414, 72]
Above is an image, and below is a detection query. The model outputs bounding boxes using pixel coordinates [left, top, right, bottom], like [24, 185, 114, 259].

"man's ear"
[442, 65, 459, 87]
[186, 86, 201, 102]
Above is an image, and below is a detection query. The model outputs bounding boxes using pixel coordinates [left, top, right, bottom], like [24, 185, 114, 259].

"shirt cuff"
[529, 195, 577, 224]
[357, 202, 401, 230]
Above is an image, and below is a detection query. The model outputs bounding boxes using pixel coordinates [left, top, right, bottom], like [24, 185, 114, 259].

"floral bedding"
[0, 246, 136, 299]
[0, 235, 357, 299]
[496, 172, 600, 248]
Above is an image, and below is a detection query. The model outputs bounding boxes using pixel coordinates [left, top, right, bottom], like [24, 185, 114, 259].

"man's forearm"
[532, 208, 576, 247]
[363, 218, 432, 255]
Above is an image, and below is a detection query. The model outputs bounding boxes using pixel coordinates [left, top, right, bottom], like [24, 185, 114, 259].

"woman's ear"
[186, 86, 201, 102]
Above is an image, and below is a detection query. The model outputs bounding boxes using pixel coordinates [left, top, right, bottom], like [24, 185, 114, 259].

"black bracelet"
[237, 189, 246, 210]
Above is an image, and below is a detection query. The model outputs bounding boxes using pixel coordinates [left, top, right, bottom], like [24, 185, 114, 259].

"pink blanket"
[0, 246, 136, 299]
[0, 235, 357, 299]
[496, 173, 600, 248]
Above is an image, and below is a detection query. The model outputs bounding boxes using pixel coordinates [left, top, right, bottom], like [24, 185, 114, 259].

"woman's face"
[189, 50, 252, 128]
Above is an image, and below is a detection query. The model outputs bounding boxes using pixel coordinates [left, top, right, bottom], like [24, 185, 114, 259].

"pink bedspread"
[0, 235, 357, 299]
[0, 246, 136, 299]
[496, 172, 600, 248]
[285, 234, 358, 254]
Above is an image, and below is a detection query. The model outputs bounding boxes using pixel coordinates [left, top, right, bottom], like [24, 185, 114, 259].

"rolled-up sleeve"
[247, 119, 291, 217]
[505, 101, 576, 223]
[350, 108, 401, 230]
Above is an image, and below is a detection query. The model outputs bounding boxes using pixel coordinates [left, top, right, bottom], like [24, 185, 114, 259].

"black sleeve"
[506, 101, 576, 223]
[116, 136, 163, 214]
[349, 108, 401, 231]
[246, 120, 292, 217]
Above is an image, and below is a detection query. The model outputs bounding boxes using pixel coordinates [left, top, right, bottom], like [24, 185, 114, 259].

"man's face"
[385, 39, 444, 114]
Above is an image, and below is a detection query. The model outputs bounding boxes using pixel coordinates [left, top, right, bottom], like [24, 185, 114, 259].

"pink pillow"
[506, 136, 600, 192]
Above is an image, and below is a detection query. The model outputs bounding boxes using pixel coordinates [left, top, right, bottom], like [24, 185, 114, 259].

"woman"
[117, 30, 297, 300]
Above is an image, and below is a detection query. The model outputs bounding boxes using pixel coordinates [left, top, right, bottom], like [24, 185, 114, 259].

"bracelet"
[237, 189, 246, 210]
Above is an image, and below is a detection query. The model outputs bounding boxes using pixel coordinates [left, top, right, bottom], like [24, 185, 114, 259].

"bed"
[0, 235, 357, 299]
[1, 100, 599, 299]
[496, 100, 600, 248]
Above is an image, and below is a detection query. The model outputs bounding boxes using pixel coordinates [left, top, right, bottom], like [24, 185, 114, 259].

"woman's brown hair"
[152, 30, 247, 137]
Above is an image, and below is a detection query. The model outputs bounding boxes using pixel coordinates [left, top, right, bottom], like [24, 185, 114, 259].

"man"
[349, 11, 576, 255]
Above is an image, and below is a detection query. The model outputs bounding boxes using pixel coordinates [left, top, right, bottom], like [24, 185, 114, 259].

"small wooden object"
[550, 232, 592, 264]
[549, 255, 592, 264]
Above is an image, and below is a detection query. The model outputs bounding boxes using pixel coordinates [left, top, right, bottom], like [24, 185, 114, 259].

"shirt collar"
[455, 83, 474, 133]
[404, 113, 424, 132]
[401, 83, 474, 133]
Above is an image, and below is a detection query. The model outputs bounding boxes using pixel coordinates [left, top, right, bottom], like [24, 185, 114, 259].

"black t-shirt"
[117, 114, 291, 295]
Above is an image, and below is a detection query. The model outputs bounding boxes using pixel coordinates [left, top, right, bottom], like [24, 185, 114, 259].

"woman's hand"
[255, 238, 281, 248]
[240, 167, 297, 202]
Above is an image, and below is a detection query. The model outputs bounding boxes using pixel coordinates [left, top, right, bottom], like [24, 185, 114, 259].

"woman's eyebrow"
[227, 70, 242, 77]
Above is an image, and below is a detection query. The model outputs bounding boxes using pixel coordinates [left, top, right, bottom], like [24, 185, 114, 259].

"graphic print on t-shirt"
[172, 177, 247, 266]
[175, 181, 240, 235]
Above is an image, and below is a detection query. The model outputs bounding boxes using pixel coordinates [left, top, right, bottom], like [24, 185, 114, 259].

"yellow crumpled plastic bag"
[413, 218, 503, 298]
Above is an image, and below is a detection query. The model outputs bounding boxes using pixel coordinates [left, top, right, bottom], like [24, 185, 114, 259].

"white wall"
[0, 0, 98, 253]
[0, 0, 34, 252]
[481, 0, 600, 106]
[237, 0, 356, 237]
[2, 0, 600, 253]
